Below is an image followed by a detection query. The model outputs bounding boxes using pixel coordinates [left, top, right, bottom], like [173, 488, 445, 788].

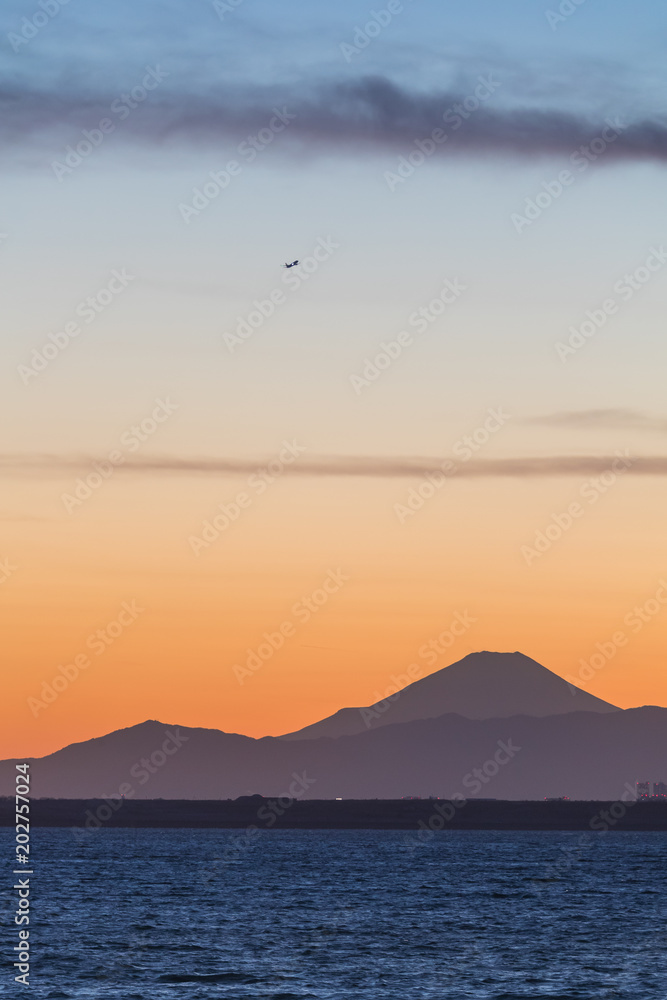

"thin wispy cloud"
[2, 452, 666, 479]
[525, 410, 667, 431]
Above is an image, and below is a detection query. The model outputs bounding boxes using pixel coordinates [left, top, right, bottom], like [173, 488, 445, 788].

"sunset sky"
[2, 0, 667, 759]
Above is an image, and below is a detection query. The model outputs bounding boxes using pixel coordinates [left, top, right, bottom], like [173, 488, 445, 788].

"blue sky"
[3, 0, 667, 523]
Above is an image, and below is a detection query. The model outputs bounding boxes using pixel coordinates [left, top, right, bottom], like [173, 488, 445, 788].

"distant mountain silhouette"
[1, 708, 665, 801]
[279, 651, 619, 740]
[3, 651, 655, 801]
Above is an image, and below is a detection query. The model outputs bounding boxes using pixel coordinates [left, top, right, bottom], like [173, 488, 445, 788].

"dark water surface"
[2, 828, 666, 999]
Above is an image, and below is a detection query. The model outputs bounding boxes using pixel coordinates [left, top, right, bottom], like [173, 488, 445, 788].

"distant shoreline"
[2, 798, 667, 831]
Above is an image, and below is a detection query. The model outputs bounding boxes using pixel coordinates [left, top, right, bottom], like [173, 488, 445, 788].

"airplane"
[282, 260, 300, 268]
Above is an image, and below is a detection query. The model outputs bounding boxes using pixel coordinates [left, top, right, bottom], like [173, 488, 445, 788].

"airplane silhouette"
[282, 260, 300, 268]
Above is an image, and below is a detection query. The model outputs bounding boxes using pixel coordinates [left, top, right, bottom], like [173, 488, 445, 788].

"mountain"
[2, 650, 653, 802]
[1, 708, 665, 801]
[279, 651, 619, 741]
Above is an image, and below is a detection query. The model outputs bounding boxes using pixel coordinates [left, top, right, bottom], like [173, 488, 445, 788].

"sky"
[2, 0, 667, 758]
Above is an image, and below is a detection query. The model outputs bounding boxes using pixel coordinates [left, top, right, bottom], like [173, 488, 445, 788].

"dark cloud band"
[3, 76, 667, 162]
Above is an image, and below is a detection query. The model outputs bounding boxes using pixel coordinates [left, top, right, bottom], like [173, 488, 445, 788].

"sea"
[2, 828, 666, 999]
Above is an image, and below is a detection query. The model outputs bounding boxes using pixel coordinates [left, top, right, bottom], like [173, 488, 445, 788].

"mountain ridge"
[2, 706, 665, 801]
[4, 651, 658, 801]
[279, 650, 620, 741]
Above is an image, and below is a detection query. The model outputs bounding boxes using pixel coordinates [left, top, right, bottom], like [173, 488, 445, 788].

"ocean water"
[2, 827, 666, 999]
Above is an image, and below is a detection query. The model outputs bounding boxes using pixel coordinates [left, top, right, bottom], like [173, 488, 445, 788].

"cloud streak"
[2, 452, 666, 480]
[525, 410, 667, 431]
[4, 75, 667, 163]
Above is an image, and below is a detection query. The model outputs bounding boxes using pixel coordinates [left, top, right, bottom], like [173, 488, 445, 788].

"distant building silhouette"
[636, 781, 650, 799]
[653, 781, 667, 799]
